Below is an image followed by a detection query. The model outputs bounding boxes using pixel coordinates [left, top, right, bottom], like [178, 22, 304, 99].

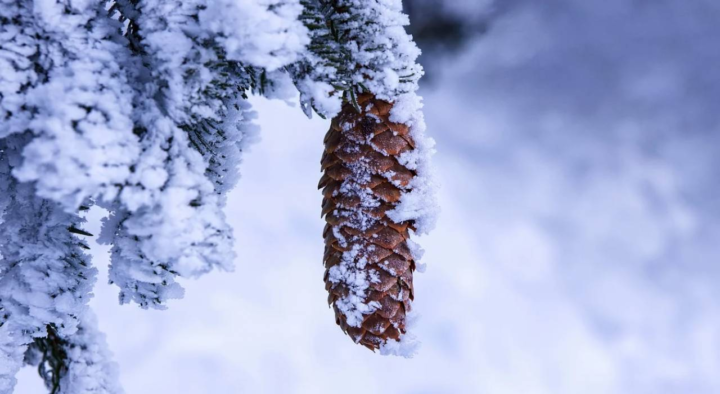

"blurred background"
[17, 0, 720, 393]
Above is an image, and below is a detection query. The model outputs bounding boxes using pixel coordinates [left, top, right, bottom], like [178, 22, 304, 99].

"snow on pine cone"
[320, 93, 416, 350]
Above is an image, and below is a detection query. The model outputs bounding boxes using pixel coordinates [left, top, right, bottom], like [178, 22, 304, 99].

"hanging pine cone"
[319, 93, 416, 350]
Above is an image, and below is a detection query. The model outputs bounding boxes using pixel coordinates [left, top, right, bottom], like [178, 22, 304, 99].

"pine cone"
[319, 93, 416, 350]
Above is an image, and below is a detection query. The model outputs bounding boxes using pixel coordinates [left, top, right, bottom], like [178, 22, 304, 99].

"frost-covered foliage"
[199, 0, 308, 70]
[1, 0, 139, 210]
[1, 0, 432, 390]
[0, 134, 97, 392]
[0, 0, 40, 139]
[25, 311, 122, 394]
[290, 0, 348, 117]
[97, 0, 293, 309]
[292, 1, 421, 115]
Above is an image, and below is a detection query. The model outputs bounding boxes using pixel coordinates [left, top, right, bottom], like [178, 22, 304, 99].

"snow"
[379, 311, 420, 358]
[3, 0, 139, 211]
[0, 132, 99, 393]
[52, 311, 123, 394]
[327, 243, 378, 328]
[199, 0, 308, 71]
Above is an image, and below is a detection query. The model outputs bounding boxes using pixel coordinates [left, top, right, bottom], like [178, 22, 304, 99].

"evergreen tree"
[0, 0, 437, 391]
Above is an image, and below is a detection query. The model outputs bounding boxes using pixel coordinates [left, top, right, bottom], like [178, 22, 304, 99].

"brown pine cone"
[319, 93, 417, 350]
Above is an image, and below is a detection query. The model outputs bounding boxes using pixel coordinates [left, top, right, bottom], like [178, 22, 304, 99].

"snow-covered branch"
[0, 0, 435, 389]
[0, 133, 97, 392]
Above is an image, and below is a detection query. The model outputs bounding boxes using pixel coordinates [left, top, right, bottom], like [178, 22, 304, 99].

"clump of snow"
[328, 244, 382, 328]
[387, 132, 440, 235]
[379, 311, 421, 358]
[297, 77, 343, 117]
[200, 0, 309, 71]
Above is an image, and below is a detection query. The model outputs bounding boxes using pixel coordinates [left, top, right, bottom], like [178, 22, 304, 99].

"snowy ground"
[16, 1, 720, 393]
